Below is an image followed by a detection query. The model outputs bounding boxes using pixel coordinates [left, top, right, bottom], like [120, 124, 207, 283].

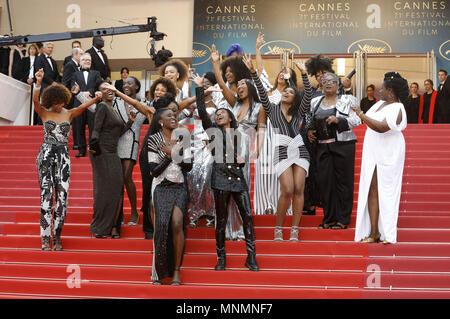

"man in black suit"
[62, 47, 83, 90]
[434, 69, 449, 123]
[85, 36, 111, 82]
[63, 40, 82, 66]
[71, 52, 102, 157]
[33, 42, 61, 124]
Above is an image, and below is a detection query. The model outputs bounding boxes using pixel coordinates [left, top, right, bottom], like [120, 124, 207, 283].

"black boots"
[245, 253, 259, 271]
[215, 248, 226, 271]
[244, 239, 259, 271]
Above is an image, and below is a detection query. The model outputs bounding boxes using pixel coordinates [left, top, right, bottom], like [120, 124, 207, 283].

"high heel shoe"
[215, 248, 226, 271]
[171, 269, 181, 285]
[361, 234, 381, 243]
[111, 227, 120, 239]
[41, 237, 51, 251]
[53, 236, 63, 251]
[127, 212, 140, 226]
[274, 226, 283, 241]
[289, 226, 300, 242]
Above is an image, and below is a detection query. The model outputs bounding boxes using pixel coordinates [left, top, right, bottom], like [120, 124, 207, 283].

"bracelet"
[359, 111, 364, 117]
[34, 84, 41, 90]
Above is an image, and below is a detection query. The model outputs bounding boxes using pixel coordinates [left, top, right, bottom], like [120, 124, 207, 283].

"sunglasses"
[322, 78, 339, 85]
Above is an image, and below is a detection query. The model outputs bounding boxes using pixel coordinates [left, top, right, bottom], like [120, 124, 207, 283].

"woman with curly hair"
[159, 59, 196, 110]
[33, 68, 101, 250]
[353, 72, 409, 244]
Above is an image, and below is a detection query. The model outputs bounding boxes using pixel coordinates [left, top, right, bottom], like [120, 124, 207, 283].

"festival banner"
[192, 0, 450, 79]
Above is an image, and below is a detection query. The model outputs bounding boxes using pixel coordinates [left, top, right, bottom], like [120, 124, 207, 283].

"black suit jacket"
[196, 86, 248, 192]
[85, 47, 110, 80]
[63, 55, 72, 66]
[71, 69, 102, 108]
[434, 78, 450, 123]
[62, 59, 80, 89]
[33, 54, 61, 89]
[17, 56, 34, 83]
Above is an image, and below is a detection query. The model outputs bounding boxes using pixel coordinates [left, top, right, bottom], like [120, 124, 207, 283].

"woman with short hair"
[308, 72, 361, 230]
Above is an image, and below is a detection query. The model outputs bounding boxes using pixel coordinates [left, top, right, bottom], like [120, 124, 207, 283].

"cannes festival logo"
[192, 42, 212, 66]
[439, 40, 450, 61]
[260, 40, 301, 55]
[347, 39, 392, 54]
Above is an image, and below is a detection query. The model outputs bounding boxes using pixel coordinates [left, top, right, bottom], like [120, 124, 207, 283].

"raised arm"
[211, 44, 237, 107]
[255, 32, 265, 77]
[242, 54, 272, 116]
[69, 91, 102, 120]
[294, 61, 312, 118]
[195, 85, 213, 131]
[32, 69, 47, 117]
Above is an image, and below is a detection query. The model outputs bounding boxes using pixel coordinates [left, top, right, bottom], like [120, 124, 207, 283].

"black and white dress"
[251, 72, 312, 177]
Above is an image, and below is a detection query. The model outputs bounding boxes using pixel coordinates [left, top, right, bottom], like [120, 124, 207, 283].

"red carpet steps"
[0, 124, 449, 299]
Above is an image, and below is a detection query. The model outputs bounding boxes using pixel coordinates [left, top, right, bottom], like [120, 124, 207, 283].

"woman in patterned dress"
[33, 68, 101, 250]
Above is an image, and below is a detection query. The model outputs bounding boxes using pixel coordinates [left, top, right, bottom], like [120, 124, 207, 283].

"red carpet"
[0, 124, 450, 299]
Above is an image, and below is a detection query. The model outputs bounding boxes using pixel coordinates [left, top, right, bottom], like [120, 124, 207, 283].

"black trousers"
[72, 109, 94, 153]
[316, 142, 355, 226]
[213, 189, 255, 254]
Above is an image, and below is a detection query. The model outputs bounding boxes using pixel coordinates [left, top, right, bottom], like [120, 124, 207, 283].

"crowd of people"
[2, 33, 449, 285]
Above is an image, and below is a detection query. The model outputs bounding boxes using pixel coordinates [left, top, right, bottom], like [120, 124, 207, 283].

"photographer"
[307, 72, 361, 230]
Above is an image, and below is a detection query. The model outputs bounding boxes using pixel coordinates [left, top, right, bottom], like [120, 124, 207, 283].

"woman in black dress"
[139, 77, 178, 239]
[88, 82, 135, 239]
[196, 82, 259, 272]
[148, 107, 192, 285]
[404, 82, 420, 123]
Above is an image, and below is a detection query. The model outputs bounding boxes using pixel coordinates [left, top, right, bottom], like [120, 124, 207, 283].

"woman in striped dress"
[253, 33, 299, 215]
[242, 54, 312, 242]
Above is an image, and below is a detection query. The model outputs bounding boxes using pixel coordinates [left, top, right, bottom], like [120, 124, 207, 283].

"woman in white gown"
[353, 72, 409, 244]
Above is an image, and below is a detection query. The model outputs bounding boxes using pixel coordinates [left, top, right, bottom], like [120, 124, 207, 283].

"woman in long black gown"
[148, 107, 192, 285]
[88, 82, 135, 238]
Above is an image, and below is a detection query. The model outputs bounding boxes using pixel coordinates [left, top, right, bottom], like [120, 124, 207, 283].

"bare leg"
[171, 205, 185, 284]
[367, 167, 380, 240]
[121, 159, 138, 224]
[276, 167, 294, 227]
[291, 165, 307, 227]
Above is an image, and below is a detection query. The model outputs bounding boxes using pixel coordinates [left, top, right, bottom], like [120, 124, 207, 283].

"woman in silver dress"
[108, 76, 155, 226]
[184, 72, 219, 228]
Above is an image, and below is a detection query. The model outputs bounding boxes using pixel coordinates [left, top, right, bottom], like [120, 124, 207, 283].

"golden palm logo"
[347, 39, 392, 54]
[192, 42, 212, 66]
[440, 40, 450, 61]
[260, 40, 301, 55]
[192, 49, 208, 58]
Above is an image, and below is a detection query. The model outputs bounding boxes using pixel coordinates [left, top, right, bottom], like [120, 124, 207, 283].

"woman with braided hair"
[353, 72, 409, 244]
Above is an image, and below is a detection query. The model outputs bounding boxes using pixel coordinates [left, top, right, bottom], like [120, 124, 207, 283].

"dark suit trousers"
[72, 109, 94, 152]
[316, 142, 355, 226]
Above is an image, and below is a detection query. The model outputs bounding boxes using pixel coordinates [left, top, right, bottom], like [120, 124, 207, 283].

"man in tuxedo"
[62, 47, 83, 90]
[71, 52, 102, 157]
[63, 40, 82, 66]
[33, 42, 61, 124]
[85, 36, 111, 82]
[434, 69, 449, 123]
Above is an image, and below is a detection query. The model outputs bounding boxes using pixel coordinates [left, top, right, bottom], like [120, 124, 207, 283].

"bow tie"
[81, 68, 90, 72]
